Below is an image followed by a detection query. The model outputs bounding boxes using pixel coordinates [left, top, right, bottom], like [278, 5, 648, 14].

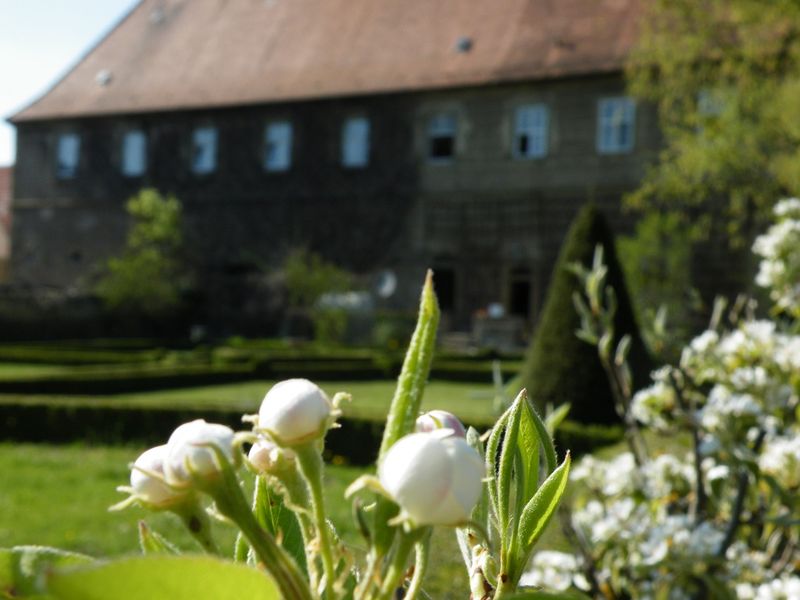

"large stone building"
[9, 0, 654, 334]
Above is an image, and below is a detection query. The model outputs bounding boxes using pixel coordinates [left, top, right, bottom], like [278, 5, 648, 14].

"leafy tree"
[95, 189, 188, 316]
[283, 249, 353, 309]
[282, 248, 354, 343]
[617, 211, 699, 359]
[626, 0, 800, 241]
[518, 204, 652, 424]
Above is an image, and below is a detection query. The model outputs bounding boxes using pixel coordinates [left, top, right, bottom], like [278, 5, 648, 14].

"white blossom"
[758, 433, 800, 488]
[519, 551, 589, 592]
[258, 379, 332, 446]
[378, 431, 484, 526]
[130, 445, 187, 508]
[415, 409, 466, 437]
[164, 420, 237, 487]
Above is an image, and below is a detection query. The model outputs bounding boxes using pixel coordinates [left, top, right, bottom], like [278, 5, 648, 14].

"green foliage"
[626, 0, 800, 240]
[617, 211, 697, 358]
[47, 555, 280, 600]
[95, 189, 188, 316]
[518, 204, 652, 424]
[0, 546, 92, 597]
[283, 249, 353, 310]
[282, 248, 355, 343]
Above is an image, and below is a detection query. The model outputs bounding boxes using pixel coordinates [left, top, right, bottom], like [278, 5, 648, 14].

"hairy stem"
[296, 444, 337, 600]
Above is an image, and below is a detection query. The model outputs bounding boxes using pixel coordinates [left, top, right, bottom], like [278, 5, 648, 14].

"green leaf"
[378, 270, 440, 458]
[485, 401, 514, 528]
[498, 394, 523, 535]
[47, 555, 280, 600]
[0, 546, 92, 598]
[512, 454, 571, 583]
[373, 271, 440, 556]
[516, 397, 542, 507]
[138, 522, 179, 555]
[544, 403, 571, 436]
[528, 400, 557, 475]
[254, 477, 306, 575]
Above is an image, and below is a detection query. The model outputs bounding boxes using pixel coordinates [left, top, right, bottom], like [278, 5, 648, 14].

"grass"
[0, 442, 473, 597]
[0, 363, 72, 378]
[0, 379, 499, 425]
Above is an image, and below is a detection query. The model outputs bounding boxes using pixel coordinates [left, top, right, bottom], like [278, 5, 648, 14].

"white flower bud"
[379, 431, 484, 526]
[258, 379, 332, 446]
[248, 437, 296, 475]
[415, 409, 466, 438]
[164, 419, 237, 487]
[130, 445, 187, 508]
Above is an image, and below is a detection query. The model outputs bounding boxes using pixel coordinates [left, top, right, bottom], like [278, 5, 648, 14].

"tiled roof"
[11, 0, 641, 122]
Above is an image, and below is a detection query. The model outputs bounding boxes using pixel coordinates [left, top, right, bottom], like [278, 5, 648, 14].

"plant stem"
[716, 430, 766, 559]
[277, 472, 320, 590]
[174, 500, 219, 555]
[669, 371, 706, 523]
[375, 531, 417, 600]
[209, 470, 313, 600]
[404, 529, 432, 599]
[296, 444, 337, 600]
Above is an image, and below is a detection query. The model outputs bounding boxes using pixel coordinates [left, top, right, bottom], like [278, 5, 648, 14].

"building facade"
[9, 0, 652, 332]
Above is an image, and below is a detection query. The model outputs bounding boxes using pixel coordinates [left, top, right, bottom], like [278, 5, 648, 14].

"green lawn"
[0, 379, 499, 425]
[0, 363, 72, 379]
[0, 442, 474, 597]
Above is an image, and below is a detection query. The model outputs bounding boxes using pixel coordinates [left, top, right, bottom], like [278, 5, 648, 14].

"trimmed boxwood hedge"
[0, 403, 622, 465]
[518, 204, 653, 424]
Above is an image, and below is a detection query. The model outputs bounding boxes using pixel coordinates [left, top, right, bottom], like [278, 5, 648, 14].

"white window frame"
[191, 126, 217, 175]
[427, 112, 457, 163]
[513, 104, 549, 159]
[56, 133, 81, 179]
[341, 116, 370, 168]
[264, 121, 293, 172]
[596, 97, 636, 154]
[121, 129, 147, 177]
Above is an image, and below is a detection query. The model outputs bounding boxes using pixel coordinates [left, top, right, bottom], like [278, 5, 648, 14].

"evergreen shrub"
[518, 204, 653, 424]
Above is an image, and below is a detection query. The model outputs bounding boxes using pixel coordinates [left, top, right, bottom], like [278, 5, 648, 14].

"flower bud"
[130, 445, 187, 509]
[379, 431, 484, 526]
[164, 419, 237, 488]
[248, 437, 296, 475]
[258, 379, 332, 446]
[415, 409, 466, 438]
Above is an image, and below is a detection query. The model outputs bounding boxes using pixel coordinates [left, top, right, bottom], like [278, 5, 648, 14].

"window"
[191, 126, 217, 174]
[341, 117, 370, 168]
[56, 133, 80, 179]
[427, 113, 457, 161]
[597, 97, 636, 154]
[513, 104, 549, 159]
[264, 121, 293, 172]
[121, 130, 147, 177]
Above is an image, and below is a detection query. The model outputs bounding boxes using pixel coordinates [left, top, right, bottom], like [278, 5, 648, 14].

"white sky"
[0, 0, 139, 166]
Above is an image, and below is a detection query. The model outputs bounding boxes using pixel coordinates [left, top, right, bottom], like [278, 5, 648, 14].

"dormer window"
[264, 121, 293, 172]
[191, 126, 217, 174]
[121, 129, 146, 177]
[56, 133, 80, 179]
[597, 97, 636, 154]
[513, 104, 549, 159]
[341, 117, 370, 168]
[427, 113, 457, 162]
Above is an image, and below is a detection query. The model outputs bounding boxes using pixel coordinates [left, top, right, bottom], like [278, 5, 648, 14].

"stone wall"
[11, 74, 665, 332]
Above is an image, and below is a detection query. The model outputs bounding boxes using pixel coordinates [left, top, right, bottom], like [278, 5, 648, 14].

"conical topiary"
[518, 203, 653, 424]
